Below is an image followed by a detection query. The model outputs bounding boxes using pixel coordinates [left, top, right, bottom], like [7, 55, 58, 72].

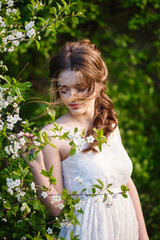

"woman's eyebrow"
[58, 84, 67, 87]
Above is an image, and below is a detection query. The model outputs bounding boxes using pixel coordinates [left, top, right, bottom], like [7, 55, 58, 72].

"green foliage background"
[1, 0, 160, 239]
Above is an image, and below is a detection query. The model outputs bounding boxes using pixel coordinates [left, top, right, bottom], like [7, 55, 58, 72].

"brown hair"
[49, 39, 118, 152]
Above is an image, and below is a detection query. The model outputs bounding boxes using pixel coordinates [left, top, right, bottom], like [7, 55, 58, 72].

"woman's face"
[57, 70, 96, 116]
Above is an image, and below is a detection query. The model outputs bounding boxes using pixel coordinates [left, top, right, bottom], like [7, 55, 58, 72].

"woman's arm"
[115, 126, 149, 240]
[127, 178, 149, 240]
[21, 128, 64, 217]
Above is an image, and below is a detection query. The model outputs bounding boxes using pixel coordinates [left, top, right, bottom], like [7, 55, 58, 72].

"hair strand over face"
[49, 39, 118, 152]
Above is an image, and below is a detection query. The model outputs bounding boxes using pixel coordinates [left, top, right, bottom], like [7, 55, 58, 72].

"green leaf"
[45, 234, 53, 240]
[48, 142, 56, 148]
[92, 184, 102, 190]
[71, 17, 79, 24]
[25, 234, 33, 240]
[49, 0, 53, 4]
[81, 188, 87, 193]
[49, 176, 57, 185]
[41, 169, 51, 178]
[23, 203, 31, 214]
[121, 185, 129, 192]
[27, 4, 34, 13]
[122, 193, 128, 198]
[103, 193, 108, 202]
[62, 188, 69, 198]
[11, 205, 19, 216]
[92, 187, 96, 194]
[76, 11, 86, 18]
[98, 128, 103, 138]
[98, 142, 102, 152]
[82, 128, 85, 136]
[50, 7, 57, 15]
[70, 147, 76, 156]
[55, 20, 60, 28]
[61, 0, 67, 6]
[3, 201, 11, 209]
[96, 179, 104, 186]
[27, 38, 33, 46]
[74, 127, 78, 133]
[35, 39, 40, 50]
[107, 183, 113, 188]
[22, 166, 30, 178]
[49, 165, 54, 175]
[26, 154, 35, 162]
[54, 122, 60, 130]
[107, 189, 113, 195]
[56, 2, 62, 11]
[39, 131, 45, 142]
[33, 201, 39, 210]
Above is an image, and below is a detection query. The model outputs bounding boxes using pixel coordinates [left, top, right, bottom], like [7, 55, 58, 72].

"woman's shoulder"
[41, 115, 68, 133]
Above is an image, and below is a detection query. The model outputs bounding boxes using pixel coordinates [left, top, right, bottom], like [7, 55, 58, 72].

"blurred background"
[2, 0, 160, 239]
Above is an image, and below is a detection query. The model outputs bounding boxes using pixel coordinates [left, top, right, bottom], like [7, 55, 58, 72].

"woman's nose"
[70, 88, 77, 96]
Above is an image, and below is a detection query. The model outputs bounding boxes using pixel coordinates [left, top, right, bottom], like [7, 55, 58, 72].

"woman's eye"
[59, 88, 68, 93]
[77, 87, 87, 92]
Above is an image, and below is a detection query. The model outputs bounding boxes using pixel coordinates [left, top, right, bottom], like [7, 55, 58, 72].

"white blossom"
[1, 21, 6, 28]
[74, 200, 84, 211]
[8, 46, 14, 52]
[7, 122, 14, 130]
[17, 219, 22, 223]
[17, 131, 24, 137]
[20, 205, 25, 212]
[7, 0, 14, 7]
[11, 8, 17, 14]
[74, 176, 82, 184]
[6, 178, 20, 189]
[21, 237, 26, 240]
[25, 21, 35, 31]
[86, 135, 95, 143]
[78, 178, 82, 184]
[0, 2, 2, 11]
[51, 195, 61, 203]
[26, 28, 36, 38]
[74, 176, 80, 182]
[6, 7, 12, 16]
[4, 146, 10, 155]
[2, 218, 7, 222]
[0, 120, 4, 130]
[33, 4, 38, 9]
[15, 107, 19, 113]
[33, 140, 41, 146]
[41, 191, 48, 198]
[30, 182, 36, 193]
[57, 203, 64, 209]
[46, 227, 53, 235]
[13, 102, 18, 108]
[16, 190, 26, 201]
[7, 188, 13, 195]
[12, 40, 20, 46]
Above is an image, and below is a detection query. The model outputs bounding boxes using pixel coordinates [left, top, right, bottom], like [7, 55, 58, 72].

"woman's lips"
[69, 103, 81, 109]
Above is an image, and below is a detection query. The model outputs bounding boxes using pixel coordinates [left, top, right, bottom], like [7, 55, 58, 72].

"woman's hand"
[20, 133, 46, 171]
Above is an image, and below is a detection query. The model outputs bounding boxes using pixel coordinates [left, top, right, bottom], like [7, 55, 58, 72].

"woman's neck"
[66, 111, 94, 130]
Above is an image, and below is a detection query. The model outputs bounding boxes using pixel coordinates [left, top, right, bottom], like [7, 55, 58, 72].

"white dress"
[58, 130, 139, 240]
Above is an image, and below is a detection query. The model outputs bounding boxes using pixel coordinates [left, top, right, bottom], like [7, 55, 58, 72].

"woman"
[22, 39, 149, 240]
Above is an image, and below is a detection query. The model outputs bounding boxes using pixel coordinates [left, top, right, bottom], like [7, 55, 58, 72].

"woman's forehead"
[57, 70, 85, 86]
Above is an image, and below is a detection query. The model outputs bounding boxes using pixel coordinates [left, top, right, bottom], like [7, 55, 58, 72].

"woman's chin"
[68, 107, 84, 116]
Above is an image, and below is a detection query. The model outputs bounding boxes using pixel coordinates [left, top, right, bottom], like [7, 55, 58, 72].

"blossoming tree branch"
[0, 1, 129, 240]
